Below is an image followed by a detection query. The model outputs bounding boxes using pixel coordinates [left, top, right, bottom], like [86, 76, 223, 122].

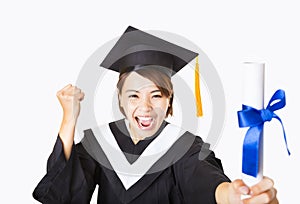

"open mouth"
[135, 116, 154, 130]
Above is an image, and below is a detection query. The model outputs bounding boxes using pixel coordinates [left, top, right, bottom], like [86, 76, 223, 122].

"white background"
[1, 0, 299, 203]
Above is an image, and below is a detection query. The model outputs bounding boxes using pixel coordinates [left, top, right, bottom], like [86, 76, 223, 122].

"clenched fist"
[56, 84, 85, 124]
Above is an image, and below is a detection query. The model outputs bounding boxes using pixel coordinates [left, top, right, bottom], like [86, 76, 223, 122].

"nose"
[139, 97, 152, 112]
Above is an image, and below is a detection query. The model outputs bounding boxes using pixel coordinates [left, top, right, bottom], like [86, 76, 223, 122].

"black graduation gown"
[33, 119, 230, 204]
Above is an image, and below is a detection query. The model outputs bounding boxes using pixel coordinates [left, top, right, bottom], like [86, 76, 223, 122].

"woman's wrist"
[62, 114, 77, 125]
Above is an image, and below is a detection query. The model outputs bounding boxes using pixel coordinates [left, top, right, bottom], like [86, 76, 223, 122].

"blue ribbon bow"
[237, 89, 290, 177]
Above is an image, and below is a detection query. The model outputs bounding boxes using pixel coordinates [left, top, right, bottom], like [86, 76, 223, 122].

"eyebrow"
[151, 90, 162, 94]
[125, 89, 139, 93]
[125, 89, 161, 93]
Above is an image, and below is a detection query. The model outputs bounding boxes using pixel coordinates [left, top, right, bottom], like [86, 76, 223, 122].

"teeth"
[137, 117, 152, 121]
[135, 116, 153, 128]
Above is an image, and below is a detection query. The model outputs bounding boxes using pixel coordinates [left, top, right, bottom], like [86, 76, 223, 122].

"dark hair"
[117, 69, 174, 117]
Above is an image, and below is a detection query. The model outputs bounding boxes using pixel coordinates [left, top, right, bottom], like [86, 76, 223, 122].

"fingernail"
[239, 186, 249, 195]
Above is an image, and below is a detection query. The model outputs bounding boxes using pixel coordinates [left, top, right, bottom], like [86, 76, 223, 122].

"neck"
[131, 136, 142, 144]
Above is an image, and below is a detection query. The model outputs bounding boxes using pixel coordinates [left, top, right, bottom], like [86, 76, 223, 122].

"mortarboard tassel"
[195, 56, 203, 117]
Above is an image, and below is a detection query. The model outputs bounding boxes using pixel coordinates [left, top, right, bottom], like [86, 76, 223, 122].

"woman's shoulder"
[172, 129, 225, 170]
[175, 130, 209, 159]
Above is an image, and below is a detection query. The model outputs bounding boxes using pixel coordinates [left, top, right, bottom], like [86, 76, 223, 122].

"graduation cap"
[100, 26, 203, 117]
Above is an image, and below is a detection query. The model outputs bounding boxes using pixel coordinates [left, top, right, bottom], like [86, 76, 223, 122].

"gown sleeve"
[175, 136, 231, 204]
[32, 136, 99, 204]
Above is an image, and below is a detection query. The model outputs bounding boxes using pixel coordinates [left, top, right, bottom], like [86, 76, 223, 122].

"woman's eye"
[152, 94, 162, 98]
[129, 94, 138, 98]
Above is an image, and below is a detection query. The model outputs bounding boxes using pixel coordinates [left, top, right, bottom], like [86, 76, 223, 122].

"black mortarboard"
[100, 26, 198, 77]
[100, 26, 203, 116]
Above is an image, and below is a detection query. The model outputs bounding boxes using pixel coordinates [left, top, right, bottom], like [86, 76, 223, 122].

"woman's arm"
[33, 84, 94, 203]
[215, 177, 279, 204]
[56, 84, 84, 160]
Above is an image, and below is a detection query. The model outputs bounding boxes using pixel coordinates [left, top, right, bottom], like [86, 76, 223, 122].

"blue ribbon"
[237, 89, 290, 177]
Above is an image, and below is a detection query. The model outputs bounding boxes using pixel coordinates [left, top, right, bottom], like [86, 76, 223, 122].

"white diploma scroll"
[242, 62, 265, 187]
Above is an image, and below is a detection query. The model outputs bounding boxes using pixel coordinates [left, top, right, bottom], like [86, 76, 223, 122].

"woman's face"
[119, 72, 170, 139]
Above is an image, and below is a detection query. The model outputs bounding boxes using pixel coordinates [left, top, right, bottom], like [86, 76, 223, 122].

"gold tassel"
[195, 56, 203, 117]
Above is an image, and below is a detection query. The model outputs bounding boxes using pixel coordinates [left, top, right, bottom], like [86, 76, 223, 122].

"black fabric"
[33, 120, 230, 204]
[110, 119, 168, 164]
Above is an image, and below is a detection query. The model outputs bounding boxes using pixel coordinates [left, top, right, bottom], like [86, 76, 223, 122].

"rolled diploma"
[242, 62, 265, 187]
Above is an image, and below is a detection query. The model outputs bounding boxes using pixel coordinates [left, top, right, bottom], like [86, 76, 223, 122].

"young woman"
[33, 26, 278, 204]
